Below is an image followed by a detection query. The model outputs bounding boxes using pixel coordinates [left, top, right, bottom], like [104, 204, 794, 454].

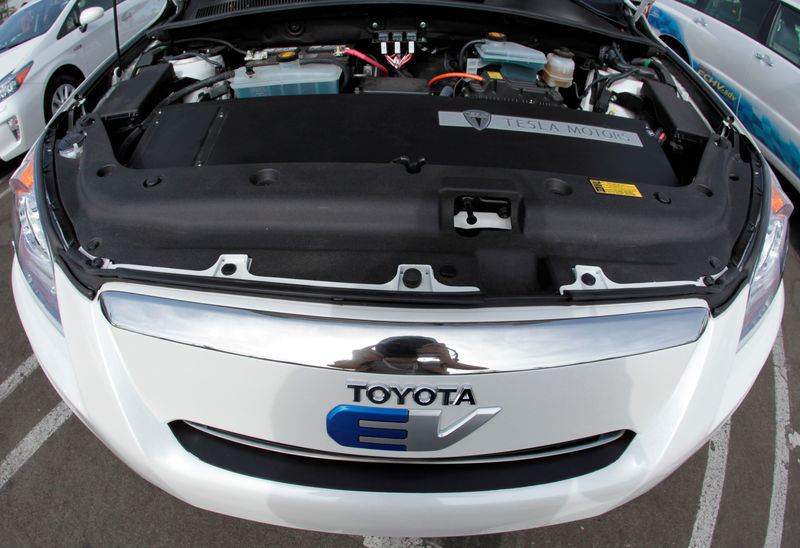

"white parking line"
[765, 330, 790, 548]
[0, 401, 72, 490]
[0, 355, 38, 405]
[688, 419, 731, 548]
[0, 186, 11, 201]
[363, 537, 438, 548]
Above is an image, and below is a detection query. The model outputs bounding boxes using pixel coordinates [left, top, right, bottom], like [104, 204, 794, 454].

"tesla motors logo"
[463, 109, 492, 131]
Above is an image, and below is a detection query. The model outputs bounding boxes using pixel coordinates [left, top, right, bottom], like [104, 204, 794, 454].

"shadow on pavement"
[0, 155, 23, 184]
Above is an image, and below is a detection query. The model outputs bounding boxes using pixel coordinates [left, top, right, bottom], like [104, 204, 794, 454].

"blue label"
[326, 405, 409, 451]
[693, 63, 741, 110]
[737, 99, 800, 177]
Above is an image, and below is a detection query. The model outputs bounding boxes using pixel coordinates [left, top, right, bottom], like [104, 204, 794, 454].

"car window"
[676, 0, 710, 8]
[767, 3, 800, 67]
[703, 0, 775, 38]
[0, 0, 70, 52]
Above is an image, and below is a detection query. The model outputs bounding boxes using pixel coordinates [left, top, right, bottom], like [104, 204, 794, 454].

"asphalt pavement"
[0, 158, 798, 547]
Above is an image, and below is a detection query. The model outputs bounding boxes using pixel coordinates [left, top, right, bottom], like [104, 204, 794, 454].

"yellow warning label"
[589, 179, 642, 198]
[486, 71, 504, 80]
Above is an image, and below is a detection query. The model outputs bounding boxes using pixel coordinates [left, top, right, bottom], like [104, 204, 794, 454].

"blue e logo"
[326, 405, 500, 452]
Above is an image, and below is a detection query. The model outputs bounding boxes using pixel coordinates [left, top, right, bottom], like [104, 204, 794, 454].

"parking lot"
[0, 159, 798, 547]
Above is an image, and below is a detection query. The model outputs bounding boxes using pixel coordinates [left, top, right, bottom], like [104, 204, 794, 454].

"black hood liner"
[179, 0, 626, 29]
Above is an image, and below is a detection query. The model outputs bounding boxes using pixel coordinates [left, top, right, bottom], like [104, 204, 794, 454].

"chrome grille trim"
[100, 291, 709, 374]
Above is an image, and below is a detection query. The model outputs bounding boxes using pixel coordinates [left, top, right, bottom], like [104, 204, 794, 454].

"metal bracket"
[628, 0, 655, 23]
[105, 255, 480, 293]
[559, 265, 723, 295]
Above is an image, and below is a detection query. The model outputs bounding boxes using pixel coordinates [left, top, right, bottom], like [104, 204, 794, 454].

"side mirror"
[79, 6, 104, 32]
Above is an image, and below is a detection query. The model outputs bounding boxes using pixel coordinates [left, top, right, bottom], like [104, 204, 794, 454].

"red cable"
[343, 48, 389, 76]
[428, 72, 484, 87]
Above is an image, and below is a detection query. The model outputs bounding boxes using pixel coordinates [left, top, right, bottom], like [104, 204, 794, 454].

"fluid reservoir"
[168, 54, 223, 80]
[475, 40, 546, 81]
[231, 59, 342, 97]
[542, 48, 575, 88]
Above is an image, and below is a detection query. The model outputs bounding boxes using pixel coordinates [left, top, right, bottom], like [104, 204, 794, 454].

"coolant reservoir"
[169, 54, 223, 80]
[231, 59, 342, 97]
[475, 40, 546, 80]
[542, 48, 575, 88]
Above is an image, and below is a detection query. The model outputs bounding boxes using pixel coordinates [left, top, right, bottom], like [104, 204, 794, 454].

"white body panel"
[12, 255, 784, 536]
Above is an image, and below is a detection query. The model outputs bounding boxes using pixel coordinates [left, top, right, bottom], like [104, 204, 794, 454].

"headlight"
[0, 62, 33, 103]
[739, 165, 793, 345]
[10, 141, 61, 327]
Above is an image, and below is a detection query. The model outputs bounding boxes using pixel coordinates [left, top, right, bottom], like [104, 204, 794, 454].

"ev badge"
[326, 405, 501, 451]
[463, 109, 492, 131]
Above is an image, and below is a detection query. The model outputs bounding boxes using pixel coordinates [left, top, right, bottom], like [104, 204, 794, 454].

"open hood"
[176, 0, 631, 30]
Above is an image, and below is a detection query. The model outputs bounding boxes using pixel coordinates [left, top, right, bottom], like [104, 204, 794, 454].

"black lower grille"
[170, 421, 634, 493]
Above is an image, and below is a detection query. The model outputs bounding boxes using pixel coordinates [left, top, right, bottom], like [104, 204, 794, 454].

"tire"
[44, 73, 81, 121]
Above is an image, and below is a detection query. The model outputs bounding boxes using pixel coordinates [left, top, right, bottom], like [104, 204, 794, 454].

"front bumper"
[0, 91, 43, 161]
[12, 258, 784, 536]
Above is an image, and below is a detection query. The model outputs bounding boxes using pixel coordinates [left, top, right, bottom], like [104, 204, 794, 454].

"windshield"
[0, 0, 70, 53]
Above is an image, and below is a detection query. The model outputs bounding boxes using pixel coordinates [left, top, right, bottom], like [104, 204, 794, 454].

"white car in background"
[648, 0, 800, 190]
[0, 0, 165, 161]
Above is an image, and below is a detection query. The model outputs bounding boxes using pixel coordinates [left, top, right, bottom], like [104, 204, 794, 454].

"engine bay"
[48, 4, 758, 302]
[103, 22, 714, 181]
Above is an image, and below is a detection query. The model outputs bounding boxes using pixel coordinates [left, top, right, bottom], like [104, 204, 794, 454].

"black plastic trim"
[170, 421, 635, 492]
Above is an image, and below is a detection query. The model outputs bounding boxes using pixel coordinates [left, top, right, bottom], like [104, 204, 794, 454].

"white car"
[648, 0, 800, 190]
[9, 0, 794, 537]
[0, 0, 165, 161]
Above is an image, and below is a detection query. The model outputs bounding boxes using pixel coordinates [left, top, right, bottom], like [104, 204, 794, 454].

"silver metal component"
[438, 111, 644, 147]
[463, 109, 491, 131]
[453, 211, 511, 230]
[107, 255, 479, 293]
[358, 407, 501, 451]
[558, 265, 723, 294]
[754, 52, 773, 67]
[100, 291, 709, 374]
[182, 420, 627, 464]
[632, 0, 655, 22]
[50, 83, 77, 114]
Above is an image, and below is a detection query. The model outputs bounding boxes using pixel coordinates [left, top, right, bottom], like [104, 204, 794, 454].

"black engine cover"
[129, 94, 678, 187]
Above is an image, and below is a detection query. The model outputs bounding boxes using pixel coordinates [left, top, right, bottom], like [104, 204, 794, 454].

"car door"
[692, 0, 779, 112]
[737, 1, 800, 184]
[649, 0, 718, 66]
[57, 0, 118, 77]
[650, 0, 777, 112]
[46, 0, 86, 74]
[57, 0, 165, 77]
